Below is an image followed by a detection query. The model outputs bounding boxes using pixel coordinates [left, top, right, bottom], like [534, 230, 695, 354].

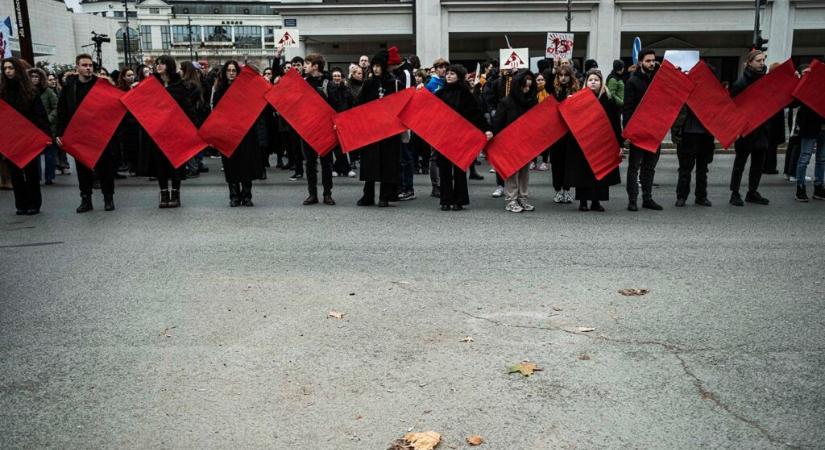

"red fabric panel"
[558, 89, 622, 181]
[622, 60, 696, 153]
[61, 78, 127, 169]
[120, 76, 206, 168]
[792, 59, 825, 120]
[334, 87, 415, 153]
[0, 99, 52, 169]
[485, 96, 568, 179]
[198, 66, 272, 157]
[398, 89, 487, 171]
[264, 70, 338, 156]
[686, 61, 747, 149]
[734, 59, 798, 136]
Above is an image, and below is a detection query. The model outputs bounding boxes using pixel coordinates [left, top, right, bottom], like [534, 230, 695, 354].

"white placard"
[275, 29, 300, 48]
[500, 48, 529, 70]
[663, 50, 700, 72]
[1, 17, 12, 58]
[545, 32, 574, 60]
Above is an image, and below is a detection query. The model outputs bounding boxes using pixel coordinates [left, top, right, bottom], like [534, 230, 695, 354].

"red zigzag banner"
[62, 78, 128, 169]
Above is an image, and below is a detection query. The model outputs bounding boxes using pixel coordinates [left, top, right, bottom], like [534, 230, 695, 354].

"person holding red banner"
[354, 50, 403, 207]
[55, 54, 117, 213]
[493, 69, 538, 213]
[211, 61, 265, 207]
[550, 65, 579, 204]
[794, 65, 825, 202]
[300, 53, 336, 206]
[624, 48, 663, 212]
[728, 50, 771, 207]
[1, 57, 49, 215]
[565, 70, 622, 212]
[434, 64, 493, 211]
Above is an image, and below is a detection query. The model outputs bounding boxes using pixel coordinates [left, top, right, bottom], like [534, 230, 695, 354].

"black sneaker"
[288, 173, 303, 181]
[431, 187, 440, 198]
[745, 191, 769, 205]
[695, 197, 712, 207]
[675, 198, 686, 207]
[627, 201, 638, 212]
[642, 199, 663, 210]
[795, 186, 809, 202]
[813, 185, 825, 200]
[729, 192, 744, 207]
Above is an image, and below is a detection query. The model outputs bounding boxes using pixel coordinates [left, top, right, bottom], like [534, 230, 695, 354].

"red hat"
[387, 46, 402, 66]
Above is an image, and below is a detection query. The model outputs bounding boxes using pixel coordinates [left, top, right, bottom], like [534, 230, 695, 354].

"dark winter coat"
[146, 73, 200, 172]
[355, 73, 401, 183]
[327, 81, 355, 113]
[797, 104, 824, 139]
[2, 79, 50, 135]
[56, 74, 97, 136]
[565, 90, 621, 199]
[435, 81, 489, 132]
[212, 81, 264, 183]
[491, 70, 537, 134]
[622, 68, 654, 127]
[731, 66, 769, 149]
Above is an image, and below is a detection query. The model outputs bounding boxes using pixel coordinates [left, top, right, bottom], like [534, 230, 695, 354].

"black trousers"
[10, 159, 41, 211]
[626, 145, 660, 202]
[362, 180, 394, 203]
[332, 146, 351, 174]
[730, 137, 766, 194]
[784, 136, 801, 177]
[303, 146, 333, 196]
[550, 144, 568, 191]
[156, 156, 182, 191]
[287, 130, 304, 174]
[437, 155, 469, 206]
[676, 133, 714, 200]
[77, 151, 115, 196]
[764, 142, 779, 173]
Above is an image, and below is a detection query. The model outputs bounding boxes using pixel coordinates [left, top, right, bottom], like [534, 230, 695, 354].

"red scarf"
[685, 61, 747, 149]
[61, 78, 127, 169]
[398, 89, 487, 171]
[120, 76, 206, 168]
[265, 70, 338, 156]
[199, 66, 272, 158]
[334, 87, 414, 153]
[0, 98, 52, 169]
[485, 96, 568, 179]
[734, 59, 797, 136]
[622, 61, 695, 153]
[792, 59, 825, 120]
[559, 89, 622, 181]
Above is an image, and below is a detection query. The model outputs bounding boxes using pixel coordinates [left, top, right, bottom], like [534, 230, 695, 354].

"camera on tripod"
[91, 31, 111, 44]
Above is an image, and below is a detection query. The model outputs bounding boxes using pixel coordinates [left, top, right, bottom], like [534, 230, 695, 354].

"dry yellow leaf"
[460, 336, 474, 343]
[403, 431, 441, 450]
[509, 361, 543, 377]
[466, 435, 484, 445]
[328, 310, 345, 319]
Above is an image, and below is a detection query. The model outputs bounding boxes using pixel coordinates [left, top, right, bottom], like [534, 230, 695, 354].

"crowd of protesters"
[1, 45, 822, 216]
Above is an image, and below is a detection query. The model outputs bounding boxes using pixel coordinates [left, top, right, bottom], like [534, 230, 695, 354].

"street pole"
[187, 16, 194, 61]
[123, 0, 131, 68]
[752, 0, 760, 49]
[565, 0, 572, 33]
[12, 0, 35, 64]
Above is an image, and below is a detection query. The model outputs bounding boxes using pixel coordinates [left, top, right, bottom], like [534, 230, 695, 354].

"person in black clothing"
[327, 67, 356, 178]
[550, 65, 579, 204]
[728, 50, 770, 206]
[623, 48, 663, 211]
[287, 56, 306, 181]
[794, 65, 825, 202]
[672, 106, 715, 207]
[211, 61, 265, 207]
[355, 50, 402, 207]
[152, 55, 199, 208]
[566, 69, 622, 212]
[1, 57, 49, 215]
[56, 53, 116, 213]
[300, 53, 335, 205]
[435, 64, 493, 211]
[492, 69, 538, 213]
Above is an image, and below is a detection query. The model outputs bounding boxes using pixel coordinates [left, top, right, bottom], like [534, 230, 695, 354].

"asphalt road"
[1, 154, 823, 449]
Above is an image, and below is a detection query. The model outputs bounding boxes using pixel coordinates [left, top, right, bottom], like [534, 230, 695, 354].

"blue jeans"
[400, 141, 414, 191]
[797, 130, 825, 187]
[42, 143, 57, 182]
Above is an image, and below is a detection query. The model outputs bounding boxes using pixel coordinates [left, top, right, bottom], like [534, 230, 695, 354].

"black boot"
[104, 194, 115, 211]
[357, 182, 375, 206]
[159, 190, 170, 208]
[76, 194, 93, 213]
[468, 164, 484, 180]
[169, 189, 181, 208]
[241, 182, 253, 207]
[229, 183, 241, 207]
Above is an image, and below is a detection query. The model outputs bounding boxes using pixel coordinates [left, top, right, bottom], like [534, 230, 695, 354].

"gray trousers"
[505, 165, 530, 202]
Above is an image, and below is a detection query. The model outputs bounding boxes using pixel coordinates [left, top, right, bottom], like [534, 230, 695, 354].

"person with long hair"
[115, 67, 141, 176]
[211, 60, 264, 207]
[28, 67, 59, 186]
[1, 57, 49, 214]
[180, 60, 209, 178]
[435, 64, 493, 211]
[550, 65, 580, 204]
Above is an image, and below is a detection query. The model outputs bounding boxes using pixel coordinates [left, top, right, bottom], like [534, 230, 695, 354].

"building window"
[149, 8, 159, 14]
[116, 27, 140, 53]
[233, 26, 261, 49]
[140, 25, 152, 50]
[264, 26, 283, 48]
[127, 11, 137, 18]
[171, 25, 201, 45]
[160, 25, 171, 50]
[205, 25, 231, 43]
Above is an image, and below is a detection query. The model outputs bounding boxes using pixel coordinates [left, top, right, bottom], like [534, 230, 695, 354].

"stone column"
[416, 0, 448, 66]
[592, 0, 621, 71]
[766, 0, 793, 65]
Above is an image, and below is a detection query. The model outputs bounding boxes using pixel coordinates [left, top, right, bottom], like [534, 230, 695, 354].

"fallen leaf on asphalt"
[388, 431, 442, 450]
[328, 311, 345, 319]
[578, 353, 591, 360]
[577, 327, 595, 333]
[552, 306, 563, 311]
[618, 288, 650, 296]
[460, 336, 474, 343]
[159, 326, 176, 337]
[466, 435, 484, 445]
[508, 361, 543, 377]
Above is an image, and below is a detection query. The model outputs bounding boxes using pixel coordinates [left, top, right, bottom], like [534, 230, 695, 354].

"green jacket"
[606, 76, 624, 108]
[39, 87, 59, 135]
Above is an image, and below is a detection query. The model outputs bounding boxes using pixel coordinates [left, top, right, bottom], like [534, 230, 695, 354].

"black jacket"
[622, 68, 654, 127]
[797, 104, 824, 139]
[435, 81, 489, 132]
[56, 74, 97, 136]
[355, 73, 401, 183]
[491, 70, 537, 134]
[2, 80, 50, 135]
[327, 82, 354, 113]
[731, 66, 771, 143]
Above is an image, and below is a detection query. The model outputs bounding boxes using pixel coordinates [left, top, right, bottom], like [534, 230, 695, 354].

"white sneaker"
[783, 174, 790, 180]
[519, 199, 535, 211]
[332, 171, 339, 177]
[553, 191, 564, 203]
[492, 186, 505, 198]
[347, 170, 356, 178]
[563, 190, 574, 203]
[529, 162, 536, 170]
[537, 162, 549, 171]
[489, 168, 496, 173]
[505, 200, 523, 213]
[789, 176, 797, 182]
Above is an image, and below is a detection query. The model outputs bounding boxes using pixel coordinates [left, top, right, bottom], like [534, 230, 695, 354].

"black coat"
[731, 67, 770, 148]
[212, 82, 264, 183]
[491, 70, 537, 134]
[796, 104, 823, 139]
[355, 74, 401, 183]
[327, 82, 354, 113]
[565, 91, 621, 199]
[622, 69, 654, 127]
[435, 81, 489, 131]
[2, 80, 50, 134]
[147, 73, 200, 172]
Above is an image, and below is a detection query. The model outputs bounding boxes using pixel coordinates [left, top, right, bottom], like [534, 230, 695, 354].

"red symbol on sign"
[505, 51, 525, 69]
[279, 31, 296, 46]
[547, 37, 573, 57]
